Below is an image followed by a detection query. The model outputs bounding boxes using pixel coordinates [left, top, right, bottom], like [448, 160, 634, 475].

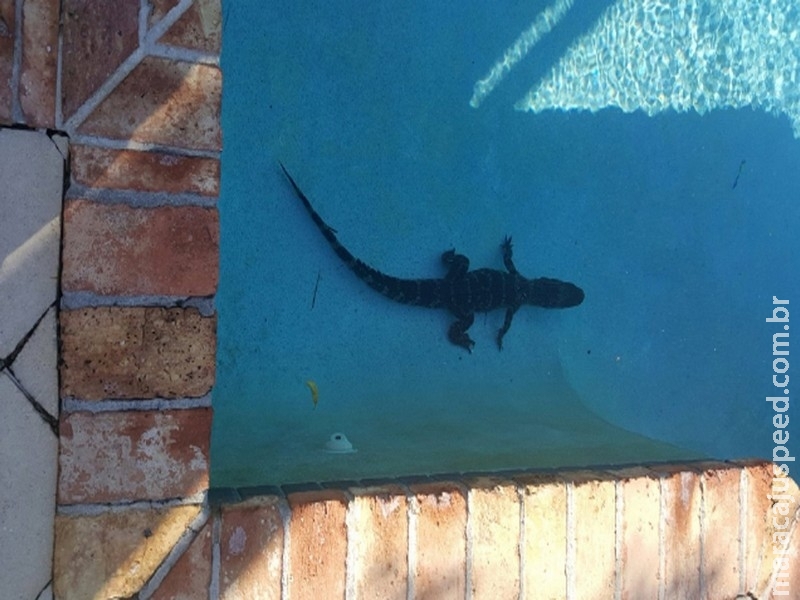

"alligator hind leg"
[496, 305, 519, 350]
[501, 235, 518, 274]
[442, 249, 470, 279]
[448, 313, 475, 353]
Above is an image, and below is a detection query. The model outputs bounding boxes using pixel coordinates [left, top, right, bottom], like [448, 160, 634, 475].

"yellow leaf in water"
[305, 380, 319, 409]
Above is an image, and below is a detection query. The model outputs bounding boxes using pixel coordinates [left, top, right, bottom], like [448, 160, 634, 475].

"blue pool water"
[212, 0, 800, 486]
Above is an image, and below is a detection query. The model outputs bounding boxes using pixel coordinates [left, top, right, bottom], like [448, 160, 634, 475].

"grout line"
[344, 490, 357, 600]
[279, 496, 292, 600]
[614, 480, 622, 600]
[209, 507, 221, 600]
[65, 183, 219, 208]
[62, 394, 212, 414]
[738, 467, 747, 595]
[517, 484, 525, 600]
[465, 485, 473, 600]
[139, 0, 150, 47]
[57, 492, 207, 516]
[699, 472, 707, 598]
[10, 0, 22, 122]
[658, 476, 666, 600]
[143, 0, 194, 51]
[149, 43, 220, 66]
[54, 0, 64, 128]
[565, 481, 575, 600]
[405, 485, 417, 600]
[139, 504, 211, 599]
[60, 291, 216, 315]
[69, 133, 221, 158]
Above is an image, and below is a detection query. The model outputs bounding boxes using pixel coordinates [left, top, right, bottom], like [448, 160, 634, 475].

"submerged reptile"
[280, 163, 584, 352]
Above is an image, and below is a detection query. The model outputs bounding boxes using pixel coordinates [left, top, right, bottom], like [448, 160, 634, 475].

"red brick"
[348, 485, 408, 599]
[220, 498, 284, 600]
[662, 469, 701, 598]
[151, 520, 212, 600]
[701, 464, 741, 599]
[77, 57, 222, 151]
[742, 463, 800, 600]
[155, 0, 222, 54]
[71, 144, 220, 195]
[63, 200, 219, 296]
[516, 473, 567, 599]
[286, 490, 348, 600]
[58, 408, 211, 503]
[61, 0, 139, 119]
[769, 513, 800, 600]
[410, 482, 467, 599]
[19, 0, 59, 127]
[614, 468, 660, 599]
[60, 306, 216, 400]
[0, 0, 14, 123]
[467, 477, 520, 599]
[54, 505, 202, 600]
[741, 461, 776, 594]
[569, 471, 616, 598]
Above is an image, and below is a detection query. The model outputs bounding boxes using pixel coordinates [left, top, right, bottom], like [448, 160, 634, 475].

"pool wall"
[2, 0, 797, 597]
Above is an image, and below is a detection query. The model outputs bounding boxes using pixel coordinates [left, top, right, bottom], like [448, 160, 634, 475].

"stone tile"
[53, 504, 201, 600]
[62, 200, 219, 296]
[151, 520, 212, 600]
[11, 305, 58, 417]
[36, 581, 53, 600]
[60, 307, 216, 400]
[467, 477, 520, 599]
[569, 472, 616, 598]
[220, 497, 285, 600]
[615, 469, 660, 599]
[20, 0, 59, 127]
[58, 408, 211, 504]
[0, 372, 58, 600]
[0, 128, 63, 358]
[71, 144, 220, 195]
[286, 490, 348, 600]
[517, 473, 567, 599]
[60, 0, 139, 120]
[348, 485, 408, 599]
[0, 0, 14, 123]
[409, 482, 467, 599]
[701, 464, 741, 599]
[77, 56, 222, 151]
[152, 0, 222, 54]
[662, 469, 701, 598]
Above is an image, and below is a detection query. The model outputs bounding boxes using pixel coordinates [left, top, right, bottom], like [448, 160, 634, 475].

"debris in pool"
[305, 380, 319, 409]
[324, 432, 356, 454]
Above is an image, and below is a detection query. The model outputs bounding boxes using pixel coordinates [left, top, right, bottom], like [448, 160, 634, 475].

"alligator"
[280, 163, 584, 352]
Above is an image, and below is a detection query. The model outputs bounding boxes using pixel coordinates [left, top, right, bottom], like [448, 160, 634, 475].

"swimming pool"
[212, 0, 799, 486]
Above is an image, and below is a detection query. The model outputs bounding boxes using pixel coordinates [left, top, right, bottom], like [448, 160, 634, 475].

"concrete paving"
[0, 128, 64, 599]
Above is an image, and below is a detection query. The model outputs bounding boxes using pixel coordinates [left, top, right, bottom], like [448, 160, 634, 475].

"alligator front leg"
[496, 305, 519, 350]
[448, 313, 475, 353]
[501, 235, 518, 274]
[442, 249, 470, 279]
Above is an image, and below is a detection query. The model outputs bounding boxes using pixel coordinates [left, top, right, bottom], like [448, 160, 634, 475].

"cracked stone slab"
[11, 305, 58, 417]
[0, 128, 63, 359]
[0, 371, 58, 600]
